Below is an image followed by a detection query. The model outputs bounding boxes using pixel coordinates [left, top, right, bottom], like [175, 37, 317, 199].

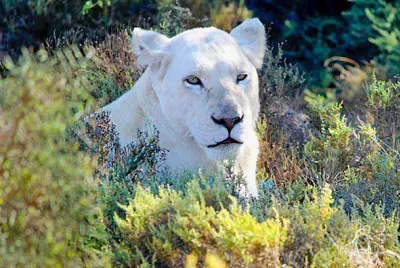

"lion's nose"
[211, 115, 244, 132]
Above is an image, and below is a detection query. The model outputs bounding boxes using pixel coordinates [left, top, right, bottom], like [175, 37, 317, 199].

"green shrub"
[263, 184, 399, 267]
[367, 74, 400, 147]
[329, 75, 400, 217]
[304, 91, 353, 183]
[157, 0, 252, 31]
[344, 0, 400, 76]
[256, 40, 309, 186]
[88, 30, 139, 105]
[0, 48, 109, 266]
[281, 16, 352, 87]
[115, 182, 288, 267]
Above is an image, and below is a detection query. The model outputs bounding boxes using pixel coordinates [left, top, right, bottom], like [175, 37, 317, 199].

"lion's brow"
[189, 57, 240, 79]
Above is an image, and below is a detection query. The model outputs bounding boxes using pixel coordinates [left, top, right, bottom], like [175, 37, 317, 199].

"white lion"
[104, 18, 266, 197]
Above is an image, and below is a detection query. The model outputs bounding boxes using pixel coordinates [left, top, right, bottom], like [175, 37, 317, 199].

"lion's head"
[132, 19, 266, 161]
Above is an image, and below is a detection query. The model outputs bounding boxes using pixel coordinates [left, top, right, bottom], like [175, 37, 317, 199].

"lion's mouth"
[207, 137, 243, 148]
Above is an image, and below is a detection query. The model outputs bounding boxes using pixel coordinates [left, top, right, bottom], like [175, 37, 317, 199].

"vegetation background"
[1, 0, 399, 267]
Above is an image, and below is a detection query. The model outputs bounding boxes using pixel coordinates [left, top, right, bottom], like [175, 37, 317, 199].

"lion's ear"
[230, 18, 266, 69]
[132, 28, 171, 69]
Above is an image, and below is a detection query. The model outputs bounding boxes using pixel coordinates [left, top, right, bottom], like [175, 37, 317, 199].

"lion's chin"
[204, 143, 242, 161]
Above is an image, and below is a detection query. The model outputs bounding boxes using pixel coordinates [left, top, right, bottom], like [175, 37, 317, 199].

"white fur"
[104, 18, 266, 197]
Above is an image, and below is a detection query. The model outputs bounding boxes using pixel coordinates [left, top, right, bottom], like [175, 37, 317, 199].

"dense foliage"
[1, 1, 400, 267]
[0, 48, 106, 266]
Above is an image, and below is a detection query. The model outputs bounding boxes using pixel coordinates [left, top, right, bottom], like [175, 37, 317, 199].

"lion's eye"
[237, 73, 248, 82]
[185, 76, 202, 86]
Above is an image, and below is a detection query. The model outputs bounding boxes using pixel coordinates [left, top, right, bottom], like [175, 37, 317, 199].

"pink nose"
[211, 115, 244, 132]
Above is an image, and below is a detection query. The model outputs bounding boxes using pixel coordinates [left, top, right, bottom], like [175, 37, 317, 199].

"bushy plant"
[344, 0, 400, 76]
[256, 40, 309, 186]
[115, 182, 288, 267]
[304, 91, 353, 182]
[251, 184, 400, 267]
[0, 47, 108, 266]
[71, 110, 168, 265]
[156, 4, 209, 37]
[332, 75, 400, 217]
[157, 0, 252, 31]
[87, 30, 139, 105]
[282, 16, 353, 86]
[210, 0, 252, 31]
[367, 74, 400, 147]
[258, 39, 308, 145]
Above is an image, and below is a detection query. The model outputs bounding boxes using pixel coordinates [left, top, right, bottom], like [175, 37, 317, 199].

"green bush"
[281, 15, 352, 87]
[344, 0, 400, 76]
[304, 91, 353, 183]
[367, 74, 400, 146]
[115, 182, 288, 267]
[274, 185, 400, 267]
[0, 48, 109, 266]
[332, 75, 400, 217]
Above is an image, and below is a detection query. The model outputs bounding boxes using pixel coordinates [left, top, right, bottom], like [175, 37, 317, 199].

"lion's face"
[132, 19, 266, 160]
[159, 33, 260, 160]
